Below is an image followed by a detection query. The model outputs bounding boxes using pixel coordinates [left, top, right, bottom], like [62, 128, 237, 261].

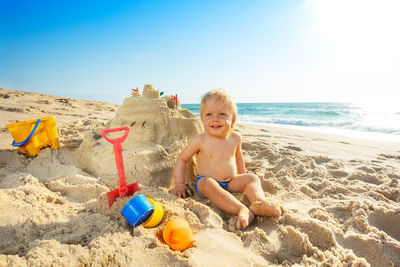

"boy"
[174, 89, 281, 229]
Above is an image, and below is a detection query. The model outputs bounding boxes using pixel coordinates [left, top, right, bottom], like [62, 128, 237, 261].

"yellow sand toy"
[6, 116, 60, 156]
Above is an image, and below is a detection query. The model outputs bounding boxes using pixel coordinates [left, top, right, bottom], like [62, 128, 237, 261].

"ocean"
[181, 102, 400, 142]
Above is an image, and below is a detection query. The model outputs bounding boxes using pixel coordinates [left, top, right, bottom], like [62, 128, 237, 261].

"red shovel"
[101, 127, 140, 208]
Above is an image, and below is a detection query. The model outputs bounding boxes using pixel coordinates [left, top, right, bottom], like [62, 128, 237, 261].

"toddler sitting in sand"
[174, 89, 281, 229]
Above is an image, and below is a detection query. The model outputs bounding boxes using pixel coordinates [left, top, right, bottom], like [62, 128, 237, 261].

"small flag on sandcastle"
[131, 88, 140, 96]
[171, 94, 178, 108]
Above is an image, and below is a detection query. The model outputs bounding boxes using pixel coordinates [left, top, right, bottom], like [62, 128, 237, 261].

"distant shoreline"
[182, 102, 400, 143]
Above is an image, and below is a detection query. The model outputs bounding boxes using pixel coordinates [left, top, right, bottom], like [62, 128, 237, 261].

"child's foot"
[236, 207, 255, 230]
[249, 200, 282, 217]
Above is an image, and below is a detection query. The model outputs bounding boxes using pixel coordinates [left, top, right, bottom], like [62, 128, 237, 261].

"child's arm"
[173, 135, 201, 198]
[235, 133, 246, 174]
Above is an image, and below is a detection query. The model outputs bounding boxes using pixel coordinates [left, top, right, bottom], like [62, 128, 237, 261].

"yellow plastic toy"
[6, 116, 60, 156]
[163, 217, 193, 251]
[142, 198, 164, 228]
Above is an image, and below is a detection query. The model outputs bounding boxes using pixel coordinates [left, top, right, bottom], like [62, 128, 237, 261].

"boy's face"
[201, 97, 233, 138]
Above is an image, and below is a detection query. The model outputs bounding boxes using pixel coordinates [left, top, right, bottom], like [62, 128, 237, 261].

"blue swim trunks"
[195, 175, 230, 193]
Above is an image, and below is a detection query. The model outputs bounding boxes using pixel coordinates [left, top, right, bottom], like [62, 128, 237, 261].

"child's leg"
[229, 173, 281, 217]
[197, 177, 254, 229]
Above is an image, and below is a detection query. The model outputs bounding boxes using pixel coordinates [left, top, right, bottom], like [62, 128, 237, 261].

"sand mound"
[75, 84, 202, 188]
[1, 88, 400, 266]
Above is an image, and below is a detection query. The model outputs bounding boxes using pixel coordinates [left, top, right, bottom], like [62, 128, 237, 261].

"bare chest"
[198, 138, 237, 161]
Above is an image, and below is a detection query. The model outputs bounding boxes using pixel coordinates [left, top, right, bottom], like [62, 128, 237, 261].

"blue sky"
[1, 0, 399, 105]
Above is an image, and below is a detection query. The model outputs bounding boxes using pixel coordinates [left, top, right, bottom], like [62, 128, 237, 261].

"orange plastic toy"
[163, 217, 193, 251]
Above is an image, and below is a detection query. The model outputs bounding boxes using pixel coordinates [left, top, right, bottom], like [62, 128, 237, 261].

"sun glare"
[305, 0, 400, 108]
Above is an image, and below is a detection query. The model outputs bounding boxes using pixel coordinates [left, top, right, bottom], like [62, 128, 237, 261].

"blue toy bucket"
[121, 194, 154, 227]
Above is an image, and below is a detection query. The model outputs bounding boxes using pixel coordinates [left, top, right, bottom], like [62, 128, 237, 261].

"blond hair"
[200, 89, 237, 130]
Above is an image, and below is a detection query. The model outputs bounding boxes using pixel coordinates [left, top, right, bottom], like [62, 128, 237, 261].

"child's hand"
[174, 183, 193, 198]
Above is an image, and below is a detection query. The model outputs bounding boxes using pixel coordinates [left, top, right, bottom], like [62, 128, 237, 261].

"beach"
[1, 87, 399, 266]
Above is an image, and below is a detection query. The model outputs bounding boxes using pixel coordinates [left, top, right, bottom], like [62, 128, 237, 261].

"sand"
[0, 87, 399, 266]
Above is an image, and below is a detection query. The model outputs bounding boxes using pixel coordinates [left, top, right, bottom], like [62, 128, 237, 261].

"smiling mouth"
[211, 125, 222, 129]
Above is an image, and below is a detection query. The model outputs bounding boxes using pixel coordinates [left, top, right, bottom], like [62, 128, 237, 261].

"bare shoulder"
[230, 131, 242, 143]
[178, 133, 205, 160]
[191, 133, 207, 144]
[186, 133, 207, 149]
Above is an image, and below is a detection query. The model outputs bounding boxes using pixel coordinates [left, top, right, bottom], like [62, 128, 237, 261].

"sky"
[1, 0, 399, 105]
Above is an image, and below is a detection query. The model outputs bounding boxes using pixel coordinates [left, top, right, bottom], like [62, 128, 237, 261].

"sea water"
[181, 102, 400, 142]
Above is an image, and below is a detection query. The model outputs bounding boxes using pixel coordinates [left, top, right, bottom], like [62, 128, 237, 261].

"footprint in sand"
[1, 106, 24, 112]
[379, 154, 400, 160]
[329, 170, 349, 178]
[284, 145, 302, 152]
[36, 100, 50, 104]
[368, 210, 400, 242]
[0, 93, 10, 98]
[347, 172, 382, 185]
[312, 156, 331, 164]
[357, 166, 376, 173]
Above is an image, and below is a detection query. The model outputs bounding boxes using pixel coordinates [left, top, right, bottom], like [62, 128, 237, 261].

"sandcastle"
[76, 84, 202, 188]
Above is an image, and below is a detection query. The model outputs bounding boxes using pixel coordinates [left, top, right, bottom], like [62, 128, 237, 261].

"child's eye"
[206, 113, 212, 116]
[220, 113, 227, 116]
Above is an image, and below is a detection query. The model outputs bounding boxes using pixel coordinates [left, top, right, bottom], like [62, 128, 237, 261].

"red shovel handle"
[101, 127, 130, 200]
[101, 127, 130, 144]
